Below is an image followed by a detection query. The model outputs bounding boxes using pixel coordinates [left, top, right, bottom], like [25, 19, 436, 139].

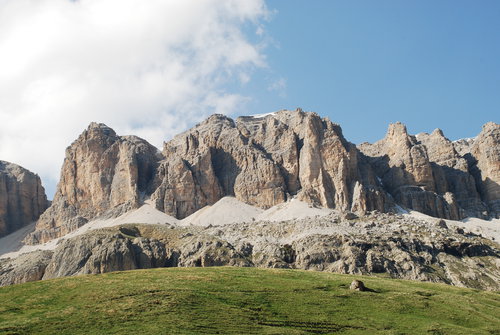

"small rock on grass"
[349, 280, 366, 291]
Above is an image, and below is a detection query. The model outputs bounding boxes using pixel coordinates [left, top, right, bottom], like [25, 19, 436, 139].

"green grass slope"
[0, 267, 499, 334]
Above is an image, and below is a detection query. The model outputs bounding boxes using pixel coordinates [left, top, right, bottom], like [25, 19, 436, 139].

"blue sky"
[239, 0, 500, 143]
[1, 0, 498, 198]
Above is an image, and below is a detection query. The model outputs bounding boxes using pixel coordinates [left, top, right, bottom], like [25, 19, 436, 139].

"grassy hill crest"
[1, 267, 499, 334]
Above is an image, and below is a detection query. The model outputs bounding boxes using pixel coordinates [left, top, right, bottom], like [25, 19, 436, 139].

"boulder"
[349, 280, 367, 291]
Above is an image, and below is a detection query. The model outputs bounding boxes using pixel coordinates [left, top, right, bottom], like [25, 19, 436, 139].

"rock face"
[0, 251, 53, 286]
[469, 122, 500, 216]
[416, 129, 485, 218]
[0, 161, 48, 237]
[25, 123, 160, 244]
[43, 234, 166, 279]
[25, 111, 499, 244]
[152, 110, 389, 219]
[359, 122, 499, 219]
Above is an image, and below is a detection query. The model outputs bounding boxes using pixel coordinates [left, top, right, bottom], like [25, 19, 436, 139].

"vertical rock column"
[0, 161, 48, 237]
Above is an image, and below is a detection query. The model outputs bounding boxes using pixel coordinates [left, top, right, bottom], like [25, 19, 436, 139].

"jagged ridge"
[24, 109, 499, 244]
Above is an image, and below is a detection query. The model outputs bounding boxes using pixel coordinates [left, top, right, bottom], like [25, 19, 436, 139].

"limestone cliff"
[25, 123, 160, 244]
[152, 110, 389, 218]
[152, 114, 286, 218]
[0, 161, 48, 237]
[469, 122, 500, 216]
[417, 129, 486, 218]
[359, 121, 499, 219]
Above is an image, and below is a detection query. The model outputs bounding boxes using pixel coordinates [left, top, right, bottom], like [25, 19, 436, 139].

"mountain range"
[0, 109, 499, 289]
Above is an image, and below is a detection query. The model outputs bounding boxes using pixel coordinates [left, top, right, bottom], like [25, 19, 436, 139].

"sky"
[0, 0, 499, 198]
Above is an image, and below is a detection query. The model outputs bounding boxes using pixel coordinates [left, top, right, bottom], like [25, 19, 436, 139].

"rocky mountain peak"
[386, 121, 408, 137]
[87, 121, 115, 131]
[359, 120, 500, 220]
[24, 123, 160, 244]
[431, 128, 445, 138]
[202, 114, 236, 127]
[382, 122, 416, 151]
[83, 122, 117, 139]
[480, 121, 499, 134]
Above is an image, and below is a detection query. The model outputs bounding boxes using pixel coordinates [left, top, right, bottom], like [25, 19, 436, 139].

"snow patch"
[247, 111, 277, 118]
[452, 137, 476, 143]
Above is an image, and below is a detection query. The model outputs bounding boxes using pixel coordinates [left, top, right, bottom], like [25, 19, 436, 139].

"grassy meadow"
[0, 267, 499, 334]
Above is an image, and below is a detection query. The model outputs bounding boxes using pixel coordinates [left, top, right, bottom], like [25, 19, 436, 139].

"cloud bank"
[0, 0, 268, 197]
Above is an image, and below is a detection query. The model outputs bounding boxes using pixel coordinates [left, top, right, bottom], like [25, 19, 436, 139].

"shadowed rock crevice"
[210, 149, 240, 196]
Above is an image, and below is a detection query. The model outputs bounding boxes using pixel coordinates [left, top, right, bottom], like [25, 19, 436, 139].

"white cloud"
[0, 0, 269, 197]
[268, 77, 287, 97]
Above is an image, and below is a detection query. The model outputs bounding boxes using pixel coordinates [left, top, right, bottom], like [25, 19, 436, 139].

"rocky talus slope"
[23, 110, 499, 244]
[0, 161, 48, 237]
[2, 212, 499, 290]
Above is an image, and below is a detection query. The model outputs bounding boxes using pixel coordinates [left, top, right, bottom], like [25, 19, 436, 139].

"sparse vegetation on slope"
[0, 267, 499, 334]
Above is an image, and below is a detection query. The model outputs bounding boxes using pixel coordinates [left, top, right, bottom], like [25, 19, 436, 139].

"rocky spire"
[24, 123, 161, 244]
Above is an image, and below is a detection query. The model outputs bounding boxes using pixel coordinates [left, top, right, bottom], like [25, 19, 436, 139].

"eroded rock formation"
[152, 110, 389, 218]
[0, 250, 52, 286]
[469, 122, 500, 215]
[25, 123, 160, 244]
[24, 111, 499, 244]
[359, 121, 499, 220]
[0, 161, 48, 237]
